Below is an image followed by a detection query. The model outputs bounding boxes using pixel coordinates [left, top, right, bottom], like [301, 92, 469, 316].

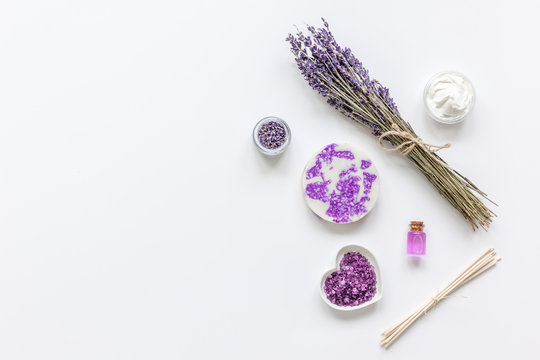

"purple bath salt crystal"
[362, 172, 377, 195]
[324, 252, 377, 307]
[305, 180, 331, 203]
[257, 120, 287, 149]
[326, 170, 365, 223]
[360, 160, 371, 170]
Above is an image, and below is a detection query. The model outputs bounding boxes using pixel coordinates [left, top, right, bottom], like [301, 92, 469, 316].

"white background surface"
[0, 1, 539, 359]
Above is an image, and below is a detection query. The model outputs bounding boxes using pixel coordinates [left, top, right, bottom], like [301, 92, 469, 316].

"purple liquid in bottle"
[407, 221, 426, 255]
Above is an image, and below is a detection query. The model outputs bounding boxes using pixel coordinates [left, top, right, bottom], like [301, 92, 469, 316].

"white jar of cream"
[423, 71, 475, 124]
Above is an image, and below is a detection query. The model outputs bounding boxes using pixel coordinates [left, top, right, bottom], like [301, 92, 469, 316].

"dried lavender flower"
[257, 121, 287, 149]
[286, 19, 495, 230]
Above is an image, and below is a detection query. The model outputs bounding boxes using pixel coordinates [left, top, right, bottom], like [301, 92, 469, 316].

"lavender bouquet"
[287, 19, 495, 230]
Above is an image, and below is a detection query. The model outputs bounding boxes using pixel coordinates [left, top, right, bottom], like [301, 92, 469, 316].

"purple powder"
[324, 252, 377, 307]
[257, 121, 287, 149]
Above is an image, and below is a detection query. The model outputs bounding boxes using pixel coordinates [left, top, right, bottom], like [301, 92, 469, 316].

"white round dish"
[302, 143, 379, 224]
[320, 244, 383, 311]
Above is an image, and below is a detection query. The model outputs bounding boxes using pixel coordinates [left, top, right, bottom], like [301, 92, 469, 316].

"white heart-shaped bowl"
[320, 245, 383, 311]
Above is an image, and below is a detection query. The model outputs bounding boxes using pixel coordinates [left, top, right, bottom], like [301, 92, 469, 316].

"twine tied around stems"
[378, 124, 451, 167]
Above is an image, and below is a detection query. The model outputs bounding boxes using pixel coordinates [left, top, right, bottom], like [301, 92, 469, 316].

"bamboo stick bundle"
[381, 248, 501, 348]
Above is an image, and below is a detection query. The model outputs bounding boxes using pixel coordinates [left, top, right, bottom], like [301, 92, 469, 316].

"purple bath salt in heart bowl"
[320, 245, 383, 311]
[302, 143, 380, 224]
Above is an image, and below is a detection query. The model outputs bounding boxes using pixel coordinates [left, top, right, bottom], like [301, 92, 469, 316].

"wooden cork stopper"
[410, 221, 424, 231]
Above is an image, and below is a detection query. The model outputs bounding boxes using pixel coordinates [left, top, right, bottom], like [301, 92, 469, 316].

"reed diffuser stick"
[380, 248, 500, 348]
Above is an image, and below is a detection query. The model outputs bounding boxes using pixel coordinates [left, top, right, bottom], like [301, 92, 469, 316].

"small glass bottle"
[407, 221, 426, 255]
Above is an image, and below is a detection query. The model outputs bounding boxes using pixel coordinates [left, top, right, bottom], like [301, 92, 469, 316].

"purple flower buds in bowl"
[253, 116, 291, 156]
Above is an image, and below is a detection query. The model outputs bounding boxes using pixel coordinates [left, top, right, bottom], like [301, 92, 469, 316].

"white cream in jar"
[423, 71, 475, 124]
